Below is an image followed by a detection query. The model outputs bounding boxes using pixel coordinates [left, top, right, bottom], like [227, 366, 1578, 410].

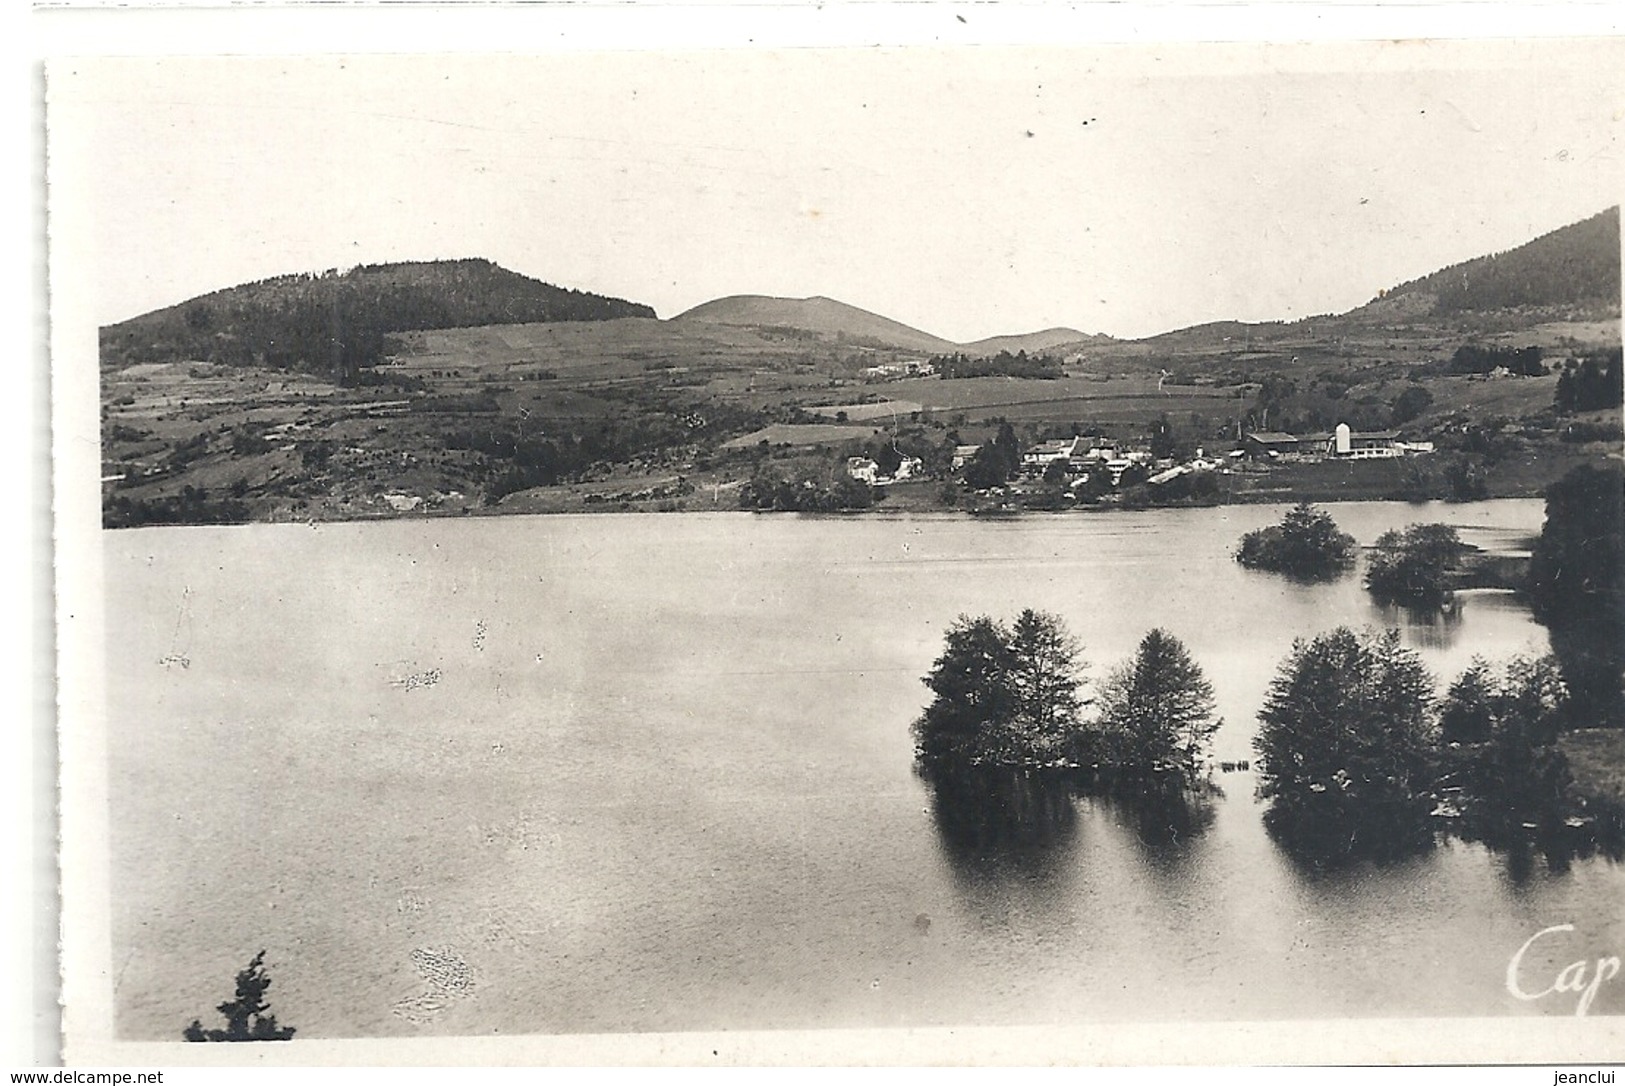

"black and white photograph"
[46, 27, 1625, 1066]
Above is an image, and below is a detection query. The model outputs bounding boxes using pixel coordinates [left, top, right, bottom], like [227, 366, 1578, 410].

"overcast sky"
[50, 40, 1624, 342]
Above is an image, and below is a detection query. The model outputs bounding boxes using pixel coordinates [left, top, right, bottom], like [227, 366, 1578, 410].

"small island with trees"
[914, 608, 1622, 867]
[1234, 503, 1358, 580]
[1363, 523, 1470, 607]
[914, 462, 1625, 867]
[912, 610, 1223, 844]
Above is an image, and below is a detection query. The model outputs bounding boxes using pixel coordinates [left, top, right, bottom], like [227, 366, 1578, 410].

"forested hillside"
[1377, 206, 1620, 314]
[99, 259, 656, 380]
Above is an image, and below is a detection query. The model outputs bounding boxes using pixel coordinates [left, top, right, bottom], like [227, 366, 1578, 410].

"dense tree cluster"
[450, 421, 678, 502]
[1090, 629, 1219, 786]
[913, 611, 1087, 769]
[1438, 655, 1573, 822]
[1529, 462, 1624, 629]
[1138, 469, 1220, 507]
[104, 486, 250, 529]
[854, 428, 953, 479]
[737, 464, 878, 512]
[1559, 419, 1625, 445]
[1364, 523, 1467, 607]
[1234, 504, 1358, 580]
[1249, 623, 1617, 867]
[933, 350, 1064, 380]
[1554, 349, 1623, 414]
[1254, 628, 1439, 861]
[914, 614, 1220, 786]
[961, 422, 1023, 490]
[444, 395, 764, 505]
[1388, 384, 1434, 426]
[913, 613, 1616, 868]
[1147, 414, 1188, 460]
[1528, 462, 1625, 726]
[100, 259, 655, 380]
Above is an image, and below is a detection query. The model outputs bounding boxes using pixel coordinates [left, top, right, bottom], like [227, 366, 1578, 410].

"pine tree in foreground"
[183, 950, 296, 1042]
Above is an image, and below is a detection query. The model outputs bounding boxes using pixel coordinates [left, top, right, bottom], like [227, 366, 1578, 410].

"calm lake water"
[104, 500, 1625, 1038]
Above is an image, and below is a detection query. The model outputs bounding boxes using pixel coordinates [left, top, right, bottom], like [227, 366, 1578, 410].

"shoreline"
[100, 489, 1558, 531]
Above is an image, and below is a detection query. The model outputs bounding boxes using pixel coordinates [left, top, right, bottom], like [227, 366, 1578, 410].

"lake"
[102, 500, 1625, 1038]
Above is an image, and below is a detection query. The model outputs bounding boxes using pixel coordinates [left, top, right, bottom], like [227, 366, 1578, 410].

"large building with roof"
[1245, 425, 1406, 461]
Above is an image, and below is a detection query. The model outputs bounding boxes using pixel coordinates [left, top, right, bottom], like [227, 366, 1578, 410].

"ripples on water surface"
[104, 501, 1624, 1037]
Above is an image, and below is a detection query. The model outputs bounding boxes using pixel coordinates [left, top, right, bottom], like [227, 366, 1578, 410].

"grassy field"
[1559, 729, 1625, 804]
[806, 400, 925, 422]
[720, 423, 881, 449]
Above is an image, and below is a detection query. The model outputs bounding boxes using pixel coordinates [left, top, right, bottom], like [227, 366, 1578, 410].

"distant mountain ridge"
[959, 328, 1109, 356]
[100, 205, 1619, 379]
[100, 258, 655, 376]
[672, 294, 958, 353]
[672, 295, 1115, 355]
[1126, 206, 1620, 349]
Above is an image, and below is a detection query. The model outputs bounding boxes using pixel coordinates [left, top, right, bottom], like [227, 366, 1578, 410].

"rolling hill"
[960, 328, 1109, 356]
[1116, 206, 1621, 357]
[1366, 205, 1620, 316]
[671, 295, 957, 353]
[99, 259, 656, 377]
[99, 204, 1621, 527]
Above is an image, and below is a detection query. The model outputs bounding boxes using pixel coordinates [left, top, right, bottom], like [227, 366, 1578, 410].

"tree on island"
[1439, 655, 1572, 821]
[1253, 627, 1437, 864]
[1364, 523, 1468, 607]
[183, 950, 297, 1042]
[1091, 628, 1219, 786]
[1439, 657, 1497, 744]
[1006, 609, 1089, 760]
[913, 615, 1019, 767]
[1234, 504, 1357, 581]
[912, 610, 1087, 769]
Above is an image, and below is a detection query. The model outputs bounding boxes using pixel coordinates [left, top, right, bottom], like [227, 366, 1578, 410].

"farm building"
[1244, 431, 1310, 459]
[1327, 423, 1402, 459]
[1022, 436, 1086, 472]
[1246, 426, 1414, 461]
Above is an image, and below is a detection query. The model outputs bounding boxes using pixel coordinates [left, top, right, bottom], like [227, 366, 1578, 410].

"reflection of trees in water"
[921, 762, 1220, 891]
[923, 764, 1077, 856]
[1454, 793, 1625, 888]
[1369, 596, 1463, 651]
[1082, 774, 1221, 886]
[1261, 743, 1625, 878]
[1546, 617, 1625, 728]
[920, 764, 1081, 909]
[1262, 790, 1438, 871]
[1262, 748, 1625, 875]
[1083, 772, 1219, 857]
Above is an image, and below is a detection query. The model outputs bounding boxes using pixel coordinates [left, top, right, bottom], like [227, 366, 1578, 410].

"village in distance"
[98, 206, 1621, 527]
